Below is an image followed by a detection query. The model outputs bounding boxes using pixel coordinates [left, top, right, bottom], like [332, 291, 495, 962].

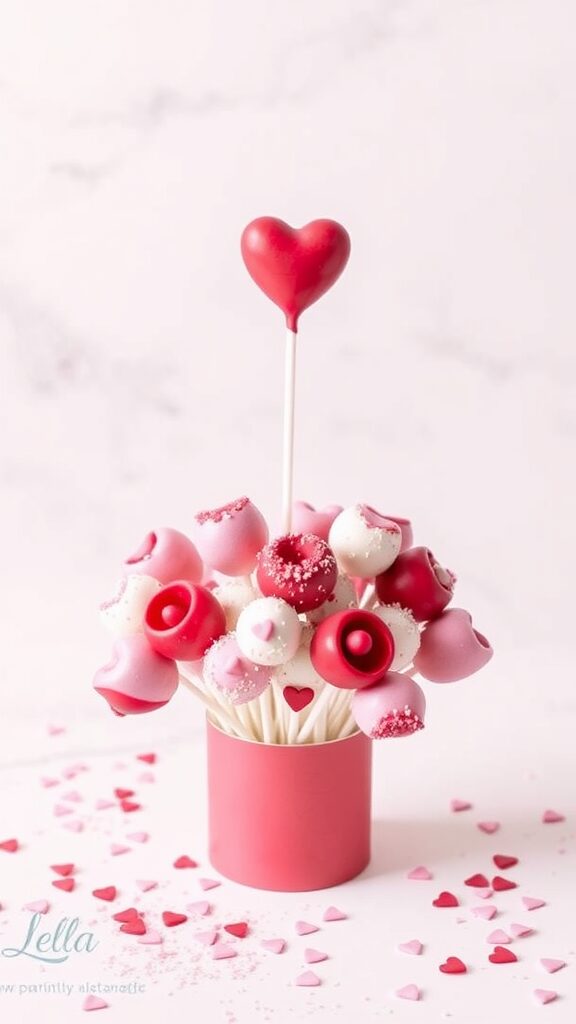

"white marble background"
[0, 0, 575, 768]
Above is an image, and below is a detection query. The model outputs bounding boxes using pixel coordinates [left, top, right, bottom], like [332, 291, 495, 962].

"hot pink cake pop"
[256, 534, 338, 612]
[328, 505, 402, 578]
[291, 502, 343, 542]
[310, 609, 395, 689]
[414, 608, 493, 683]
[124, 527, 202, 585]
[352, 672, 426, 739]
[144, 581, 226, 661]
[93, 635, 179, 716]
[203, 634, 272, 705]
[375, 546, 455, 622]
[192, 497, 268, 577]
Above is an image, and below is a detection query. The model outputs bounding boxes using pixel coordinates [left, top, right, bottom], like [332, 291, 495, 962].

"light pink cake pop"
[414, 608, 493, 683]
[291, 502, 343, 542]
[124, 527, 202, 585]
[192, 497, 268, 576]
[352, 671, 426, 739]
[203, 634, 272, 705]
[93, 635, 179, 716]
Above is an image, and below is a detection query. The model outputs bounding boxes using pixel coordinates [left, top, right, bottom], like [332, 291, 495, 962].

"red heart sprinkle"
[0, 838, 19, 853]
[241, 217, 351, 331]
[173, 855, 198, 869]
[465, 873, 490, 888]
[224, 922, 249, 939]
[283, 686, 314, 712]
[120, 918, 146, 936]
[137, 753, 157, 764]
[489, 946, 518, 964]
[112, 908, 140, 923]
[162, 911, 187, 928]
[439, 956, 467, 974]
[114, 788, 134, 799]
[52, 878, 75, 893]
[492, 875, 517, 891]
[93, 886, 117, 902]
[433, 891, 459, 908]
[120, 800, 141, 813]
[51, 863, 75, 877]
[493, 854, 518, 870]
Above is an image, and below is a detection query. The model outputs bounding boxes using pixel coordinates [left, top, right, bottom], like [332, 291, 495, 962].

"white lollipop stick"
[178, 673, 251, 740]
[296, 683, 334, 743]
[282, 328, 297, 534]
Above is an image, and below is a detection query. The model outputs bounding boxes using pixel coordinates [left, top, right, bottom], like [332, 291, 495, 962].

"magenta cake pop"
[192, 497, 268, 577]
[414, 608, 493, 683]
[144, 581, 226, 661]
[235, 596, 301, 666]
[124, 527, 202, 585]
[352, 672, 426, 739]
[100, 574, 162, 637]
[375, 546, 456, 622]
[328, 505, 402, 578]
[256, 534, 338, 612]
[291, 502, 343, 542]
[310, 609, 395, 689]
[204, 634, 272, 705]
[93, 635, 179, 716]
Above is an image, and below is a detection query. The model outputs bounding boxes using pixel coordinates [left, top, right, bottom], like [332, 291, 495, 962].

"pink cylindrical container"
[207, 719, 372, 891]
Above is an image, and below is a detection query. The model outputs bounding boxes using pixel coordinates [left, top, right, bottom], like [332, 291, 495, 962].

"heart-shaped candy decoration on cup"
[241, 218, 351, 331]
[283, 686, 314, 712]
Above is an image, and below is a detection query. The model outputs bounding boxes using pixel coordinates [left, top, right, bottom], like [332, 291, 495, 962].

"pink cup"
[207, 720, 372, 891]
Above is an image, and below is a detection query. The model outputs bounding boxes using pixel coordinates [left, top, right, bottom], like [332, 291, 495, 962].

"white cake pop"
[276, 624, 325, 688]
[99, 575, 162, 637]
[212, 578, 256, 632]
[236, 597, 302, 666]
[374, 604, 421, 671]
[307, 574, 357, 625]
[329, 505, 402, 578]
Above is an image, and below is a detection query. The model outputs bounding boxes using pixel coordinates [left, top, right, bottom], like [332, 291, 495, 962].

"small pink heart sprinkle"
[542, 809, 565, 824]
[305, 948, 328, 964]
[198, 877, 221, 891]
[110, 844, 130, 856]
[396, 984, 420, 1001]
[83, 995, 108, 1011]
[487, 929, 512, 944]
[523, 897, 546, 911]
[54, 804, 73, 817]
[252, 619, 274, 641]
[62, 790, 82, 803]
[399, 939, 423, 955]
[95, 799, 115, 810]
[534, 989, 557, 1005]
[472, 905, 497, 920]
[295, 971, 321, 987]
[510, 922, 533, 938]
[137, 772, 155, 784]
[195, 929, 218, 946]
[323, 905, 347, 921]
[477, 888, 494, 899]
[127, 832, 149, 844]
[138, 929, 163, 945]
[41, 777, 60, 788]
[187, 901, 211, 916]
[224, 657, 243, 677]
[541, 959, 565, 974]
[451, 799, 472, 812]
[136, 880, 157, 892]
[212, 943, 237, 960]
[261, 939, 286, 954]
[407, 865, 432, 880]
[23, 900, 50, 914]
[477, 821, 500, 834]
[296, 921, 319, 936]
[63, 820, 84, 832]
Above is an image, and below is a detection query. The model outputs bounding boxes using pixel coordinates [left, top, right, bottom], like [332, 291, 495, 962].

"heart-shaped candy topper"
[241, 218, 351, 331]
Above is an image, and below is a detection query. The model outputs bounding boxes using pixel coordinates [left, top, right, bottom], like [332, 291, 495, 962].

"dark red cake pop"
[375, 546, 455, 622]
[256, 534, 338, 613]
[310, 609, 395, 689]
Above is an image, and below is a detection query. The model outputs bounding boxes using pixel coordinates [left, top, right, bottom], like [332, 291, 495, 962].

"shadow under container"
[207, 718, 372, 891]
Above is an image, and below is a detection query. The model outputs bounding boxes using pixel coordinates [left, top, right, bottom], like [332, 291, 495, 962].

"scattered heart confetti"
[138, 929, 163, 945]
[542, 809, 565, 824]
[41, 777, 60, 788]
[136, 880, 157, 893]
[296, 921, 319, 936]
[52, 878, 75, 893]
[396, 984, 420, 1001]
[120, 799, 141, 813]
[95, 799, 116, 811]
[53, 804, 73, 817]
[137, 772, 155, 784]
[23, 900, 50, 914]
[477, 821, 500, 834]
[489, 945, 517, 964]
[493, 854, 518, 870]
[127, 832, 149, 844]
[198, 877, 220, 891]
[398, 939, 423, 956]
[451, 799, 472, 812]
[62, 790, 83, 803]
[120, 918, 146, 936]
[187, 901, 211, 916]
[323, 905, 347, 921]
[534, 989, 557, 1005]
[92, 887, 117, 902]
[472, 905, 497, 920]
[83, 995, 108, 1012]
[465, 873, 490, 888]
[261, 939, 286, 954]
[522, 897, 546, 911]
[407, 865, 433, 881]
[224, 922, 248, 938]
[492, 875, 517, 892]
[47, 724, 66, 737]
[212, 943, 237, 960]
[114, 788, 134, 800]
[540, 959, 565, 974]
[162, 911, 187, 928]
[110, 844, 130, 857]
[283, 686, 314, 712]
[305, 948, 328, 964]
[433, 891, 459, 908]
[136, 753, 157, 764]
[439, 956, 467, 974]
[295, 970, 321, 987]
[112, 908, 140, 923]
[51, 863, 75, 877]
[194, 929, 218, 946]
[174, 855, 198, 869]
[510, 922, 533, 938]
[63, 820, 84, 833]
[487, 929, 512, 944]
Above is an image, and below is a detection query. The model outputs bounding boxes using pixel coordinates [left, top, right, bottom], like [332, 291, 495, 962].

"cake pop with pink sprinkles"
[192, 497, 268, 577]
[93, 634, 179, 716]
[203, 634, 272, 705]
[352, 671, 426, 739]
